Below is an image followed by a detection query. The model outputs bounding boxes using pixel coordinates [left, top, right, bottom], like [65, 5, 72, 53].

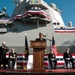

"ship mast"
[13, 0, 24, 6]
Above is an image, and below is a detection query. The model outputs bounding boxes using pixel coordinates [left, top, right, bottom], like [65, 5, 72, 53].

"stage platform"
[0, 69, 75, 75]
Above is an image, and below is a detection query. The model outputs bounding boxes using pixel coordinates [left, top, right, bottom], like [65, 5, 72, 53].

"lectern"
[30, 40, 46, 72]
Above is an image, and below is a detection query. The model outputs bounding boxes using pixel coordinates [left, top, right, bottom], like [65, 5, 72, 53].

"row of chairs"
[5, 54, 75, 69]
[48, 59, 72, 69]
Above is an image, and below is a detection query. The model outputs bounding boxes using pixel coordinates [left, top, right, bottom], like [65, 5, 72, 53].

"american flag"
[51, 36, 58, 55]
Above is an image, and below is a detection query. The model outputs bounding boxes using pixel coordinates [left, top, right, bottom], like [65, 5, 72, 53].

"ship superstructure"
[0, 0, 75, 54]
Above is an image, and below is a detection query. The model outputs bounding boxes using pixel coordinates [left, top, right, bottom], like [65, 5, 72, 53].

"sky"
[0, 0, 75, 26]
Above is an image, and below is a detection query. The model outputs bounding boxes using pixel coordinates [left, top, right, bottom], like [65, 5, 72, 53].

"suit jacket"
[63, 52, 72, 59]
[48, 53, 56, 59]
[36, 38, 46, 41]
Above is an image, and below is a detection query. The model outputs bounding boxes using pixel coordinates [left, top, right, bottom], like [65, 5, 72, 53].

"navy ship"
[0, 0, 75, 54]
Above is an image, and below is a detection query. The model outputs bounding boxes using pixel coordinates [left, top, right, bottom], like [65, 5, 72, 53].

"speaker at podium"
[30, 40, 46, 72]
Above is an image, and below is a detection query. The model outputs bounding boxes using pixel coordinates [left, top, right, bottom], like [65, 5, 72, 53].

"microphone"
[43, 35, 46, 37]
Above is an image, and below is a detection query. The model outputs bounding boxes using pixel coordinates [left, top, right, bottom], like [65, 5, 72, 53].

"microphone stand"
[45, 39, 52, 52]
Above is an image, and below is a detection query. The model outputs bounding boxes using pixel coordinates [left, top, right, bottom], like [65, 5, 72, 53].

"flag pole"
[46, 39, 52, 52]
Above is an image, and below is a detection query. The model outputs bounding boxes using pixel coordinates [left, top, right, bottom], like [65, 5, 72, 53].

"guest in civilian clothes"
[36, 33, 46, 41]
[48, 50, 57, 69]
[63, 48, 74, 69]
[36, 32, 46, 53]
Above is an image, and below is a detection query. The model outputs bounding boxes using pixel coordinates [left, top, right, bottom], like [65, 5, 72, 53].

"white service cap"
[2, 42, 6, 45]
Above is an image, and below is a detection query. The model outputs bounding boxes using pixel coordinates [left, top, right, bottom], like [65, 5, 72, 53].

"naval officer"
[0, 42, 9, 69]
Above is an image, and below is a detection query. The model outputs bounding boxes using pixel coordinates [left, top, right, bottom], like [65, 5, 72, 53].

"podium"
[30, 40, 46, 72]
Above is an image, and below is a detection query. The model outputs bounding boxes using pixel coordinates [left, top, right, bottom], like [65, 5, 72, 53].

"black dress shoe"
[54, 67, 57, 69]
[72, 67, 75, 69]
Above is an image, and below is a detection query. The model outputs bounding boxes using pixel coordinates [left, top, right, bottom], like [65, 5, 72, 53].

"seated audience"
[8, 49, 17, 69]
[48, 50, 57, 69]
[63, 48, 74, 69]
